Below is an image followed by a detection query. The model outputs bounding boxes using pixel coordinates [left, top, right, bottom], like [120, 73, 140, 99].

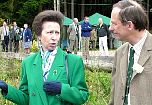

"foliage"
[32, 31, 37, 41]
[84, 67, 111, 105]
[0, 0, 13, 19]
[0, 0, 54, 26]
[17, 1, 39, 24]
[0, 18, 5, 26]
[0, 57, 21, 105]
[17, 0, 54, 25]
[30, 40, 39, 52]
[0, 56, 112, 105]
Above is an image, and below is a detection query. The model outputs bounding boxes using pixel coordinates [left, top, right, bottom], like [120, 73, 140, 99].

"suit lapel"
[33, 52, 48, 105]
[138, 33, 152, 66]
[47, 48, 65, 81]
[120, 44, 129, 86]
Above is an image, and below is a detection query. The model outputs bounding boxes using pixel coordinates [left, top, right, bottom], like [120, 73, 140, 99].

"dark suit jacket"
[12, 27, 21, 42]
[23, 28, 32, 42]
[96, 23, 110, 37]
[109, 31, 152, 105]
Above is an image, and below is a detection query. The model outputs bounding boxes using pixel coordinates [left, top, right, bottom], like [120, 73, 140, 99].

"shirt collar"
[40, 47, 58, 59]
[14, 26, 17, 29]
[129, 30, 147, 56]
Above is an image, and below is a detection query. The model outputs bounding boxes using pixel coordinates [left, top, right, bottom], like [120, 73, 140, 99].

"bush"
[0, 57, 111, 105]
[0, 57, 21, 105]
[84, 67, 111, 105]
[0, 18, 5, 26]
[30, 40, 39, 52]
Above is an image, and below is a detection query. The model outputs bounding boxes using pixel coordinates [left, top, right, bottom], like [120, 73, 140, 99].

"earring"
[38, 37, 41, 41]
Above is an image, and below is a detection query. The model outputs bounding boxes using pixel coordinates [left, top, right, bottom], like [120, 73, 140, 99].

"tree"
[0, 0, 54, 26]
[0, 0, 16, 22]
[71, 0, 74, 19]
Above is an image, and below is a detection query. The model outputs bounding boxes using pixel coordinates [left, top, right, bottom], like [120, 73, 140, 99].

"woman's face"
[39, 21, 60, 51]
[24, 24, 28, 29]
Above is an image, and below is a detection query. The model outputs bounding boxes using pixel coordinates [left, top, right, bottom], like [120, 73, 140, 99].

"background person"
[19, 27, 24, 52]
[81, 16, 92, 62]
[9, 25, 14, 52]
[96, 18, 110, 56]
[0, 10, 89, 105]
[109, 0, 152, 105]
[0, 21, 9, 52]
[23, 23, 32, 54]
[67, 18, 79, 54]
[12, 21, 21, 53]
[90, 28, 97, 49]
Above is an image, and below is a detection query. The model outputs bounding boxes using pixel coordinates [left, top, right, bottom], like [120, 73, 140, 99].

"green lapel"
[47, 48, 66, 81]
[33, 51, 48, 105]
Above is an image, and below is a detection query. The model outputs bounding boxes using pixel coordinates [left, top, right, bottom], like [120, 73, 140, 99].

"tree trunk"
[71, 0, 74, 19]
[64, 0, 67, 16]
[81, 0, 85, 19]
[54, 0, 57, 11]
[57, 0, 60, 11]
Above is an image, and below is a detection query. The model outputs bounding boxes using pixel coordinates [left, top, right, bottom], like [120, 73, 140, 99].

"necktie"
[5, 27, 7, 36]
[124, 47, 135, 105]
[75, 25, 78, 33]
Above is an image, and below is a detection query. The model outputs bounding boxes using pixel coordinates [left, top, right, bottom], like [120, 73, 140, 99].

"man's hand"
[43, 81, 61, 96]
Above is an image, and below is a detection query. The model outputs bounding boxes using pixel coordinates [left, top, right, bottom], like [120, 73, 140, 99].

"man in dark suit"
[109, 0, 152, 105]
[12, 21, 21, 53]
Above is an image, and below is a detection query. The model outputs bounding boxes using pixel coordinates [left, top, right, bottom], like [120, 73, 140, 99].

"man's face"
[3, 22, 7, 27]
[98, 18, 103, 24]
[13, 22, 17, 27]
[84, 17, 89, 23]
[39, 21, 60, 51]
[109, 7, 129, 41]
[74, 18, 78, 24]
[24, 24, 28, 28]
[21, 28, 23, 31]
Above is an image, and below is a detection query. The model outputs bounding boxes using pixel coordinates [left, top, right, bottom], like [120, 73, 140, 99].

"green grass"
[0, 57, 112, 105]
[0, 57, 21, 105]
[84, 66, 111, 105]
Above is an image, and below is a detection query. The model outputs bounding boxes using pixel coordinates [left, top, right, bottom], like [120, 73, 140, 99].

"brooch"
[53, 70, 58, 75]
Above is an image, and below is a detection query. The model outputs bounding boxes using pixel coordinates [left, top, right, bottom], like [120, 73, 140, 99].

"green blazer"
[3, 48, 89, 105]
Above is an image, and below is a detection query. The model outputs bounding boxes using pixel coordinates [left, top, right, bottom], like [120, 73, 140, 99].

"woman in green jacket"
[0, 10, 89, 105]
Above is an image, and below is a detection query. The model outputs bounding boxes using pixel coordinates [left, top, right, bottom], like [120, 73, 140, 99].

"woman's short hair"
[32, 10, 64, 36]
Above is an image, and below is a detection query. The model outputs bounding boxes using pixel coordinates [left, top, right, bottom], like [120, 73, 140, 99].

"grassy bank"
[0, 57, 111, 105]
